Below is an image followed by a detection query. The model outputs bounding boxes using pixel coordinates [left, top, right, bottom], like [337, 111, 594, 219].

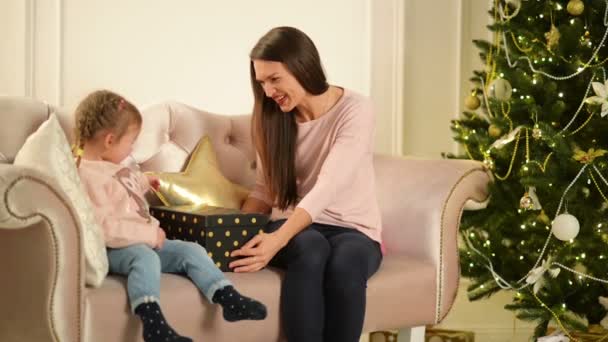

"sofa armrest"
[0, 164, 84, 342]
[374, 155, 490, 321]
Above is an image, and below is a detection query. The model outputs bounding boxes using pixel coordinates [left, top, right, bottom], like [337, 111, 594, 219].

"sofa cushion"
[13, 114, 109, 287]
[83, 255, 436, 341]
[85, 269, 284, 342]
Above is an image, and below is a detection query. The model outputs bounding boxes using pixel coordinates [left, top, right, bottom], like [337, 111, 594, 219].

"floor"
[360, 278, 536, 342]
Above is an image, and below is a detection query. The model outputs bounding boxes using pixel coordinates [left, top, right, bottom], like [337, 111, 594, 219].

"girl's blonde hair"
[73, 90, 142, 166]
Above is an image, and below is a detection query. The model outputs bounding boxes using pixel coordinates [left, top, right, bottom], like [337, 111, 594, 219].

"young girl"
[74, 90, 267, 342]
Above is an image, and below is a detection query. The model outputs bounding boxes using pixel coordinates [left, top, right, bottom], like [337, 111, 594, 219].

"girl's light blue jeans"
[107, 239, 232, 312]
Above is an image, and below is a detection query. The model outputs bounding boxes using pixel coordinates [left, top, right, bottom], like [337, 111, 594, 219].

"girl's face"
[253, 59, 305, 113]
[101, 123, 140, 164]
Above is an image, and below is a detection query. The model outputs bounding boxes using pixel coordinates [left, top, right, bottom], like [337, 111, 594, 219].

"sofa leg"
[397, 325, 425, 342]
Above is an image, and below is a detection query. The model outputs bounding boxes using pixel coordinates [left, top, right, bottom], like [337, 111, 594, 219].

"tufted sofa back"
[0, 97, 257, 189]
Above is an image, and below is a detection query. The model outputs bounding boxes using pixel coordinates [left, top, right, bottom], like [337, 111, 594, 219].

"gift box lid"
[150, 204, 269, 228]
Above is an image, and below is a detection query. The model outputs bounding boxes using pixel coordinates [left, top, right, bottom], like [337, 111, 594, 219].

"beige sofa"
[0, 96, 491, 342]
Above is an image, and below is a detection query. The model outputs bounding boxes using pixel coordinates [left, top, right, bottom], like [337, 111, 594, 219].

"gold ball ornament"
[488, 124, 502, 138]
[520, 193, 533, 210]
[465, 93, 481, 110]
[567, 0, 585, 16]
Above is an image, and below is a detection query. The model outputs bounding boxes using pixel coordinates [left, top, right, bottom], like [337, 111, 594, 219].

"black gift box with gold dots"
[149, 205, 270, 271]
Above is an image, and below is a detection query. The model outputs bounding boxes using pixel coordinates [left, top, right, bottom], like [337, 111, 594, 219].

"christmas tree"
[449, 0, 608, 338]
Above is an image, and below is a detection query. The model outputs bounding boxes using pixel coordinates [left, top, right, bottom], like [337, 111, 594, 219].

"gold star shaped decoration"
[146, 136, 250, 210]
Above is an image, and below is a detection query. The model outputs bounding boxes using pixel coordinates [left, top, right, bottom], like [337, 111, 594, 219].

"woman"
[229, 26, 383, 342]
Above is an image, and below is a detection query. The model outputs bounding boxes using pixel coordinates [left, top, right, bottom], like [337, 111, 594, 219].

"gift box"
[546, 325, 608, 341]
[369, 328, 474, 342]
[149, 204, 269, 271]
[425, 328, 474, 342]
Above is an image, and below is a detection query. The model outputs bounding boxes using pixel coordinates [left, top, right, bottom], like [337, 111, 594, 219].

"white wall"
[0, 0, 490, 158]
[2, 0, 415, 154]
[59, 0, 371, 112]
[0, 1, 27, 96]
[402, 0, 464, 158]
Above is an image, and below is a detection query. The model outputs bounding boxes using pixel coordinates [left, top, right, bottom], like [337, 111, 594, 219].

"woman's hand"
[229, 231, 287, 273]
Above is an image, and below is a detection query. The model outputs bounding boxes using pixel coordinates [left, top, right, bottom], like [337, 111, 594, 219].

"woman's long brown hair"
[249, 26, 329, 210]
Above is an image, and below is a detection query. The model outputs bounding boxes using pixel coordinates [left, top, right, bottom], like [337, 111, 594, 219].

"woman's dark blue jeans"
[266, 220, 383, 342]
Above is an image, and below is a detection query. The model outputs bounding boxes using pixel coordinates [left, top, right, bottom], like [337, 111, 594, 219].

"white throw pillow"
[14, 114, 108, 287]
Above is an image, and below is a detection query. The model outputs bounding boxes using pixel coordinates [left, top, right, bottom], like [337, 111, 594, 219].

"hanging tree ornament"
[525, 258, 561, 294]
[585, 80, 608, 117]
[552, 213, 580, 241]
[490, 78, 513, 101]
[499, 0, 522, 20]
[520, 186, 542, 210]
[545, 24, 561, 51]
[567, 0, 585, 16]
[537, 210, 551, 224]
[581, 30, 591, 47]
[520, 192, 533, 210]
[532, 124, 543, 139]
[488, 124, 502, 138]
[465, 90, 481, 110]
[483, 155, 495, 170]
[573, 148, 608, 164]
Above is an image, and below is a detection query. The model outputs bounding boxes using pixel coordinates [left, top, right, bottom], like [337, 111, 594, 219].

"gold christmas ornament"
[567, 0, 585, 16]
[532, 124, 542, 139]
[464, 92, 481, 110]
[520, 186, 542, 210]
[581, 30, 591, 46]
[520, 193, 533, 210]
[545, 24, 561, 51]
[483, 156, 495, 170]
[488, 124, 502, 138]
[538, 210, 550, 224]
[146, 136, 250, 210]
[573, 148, 608, 164]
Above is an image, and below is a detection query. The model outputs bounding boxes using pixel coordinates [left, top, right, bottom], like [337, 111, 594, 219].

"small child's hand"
[146, 175, 161, 191]
[156, 228, 166, 249]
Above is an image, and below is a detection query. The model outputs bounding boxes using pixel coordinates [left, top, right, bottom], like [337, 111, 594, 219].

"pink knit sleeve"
[248, 154, 274, 206]
[296, 99, 375, 220]
[80, 170, 158, 249]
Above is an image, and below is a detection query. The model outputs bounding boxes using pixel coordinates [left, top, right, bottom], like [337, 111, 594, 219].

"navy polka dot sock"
[134, 302, 192, 342]
[212, 286, 267, 322]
